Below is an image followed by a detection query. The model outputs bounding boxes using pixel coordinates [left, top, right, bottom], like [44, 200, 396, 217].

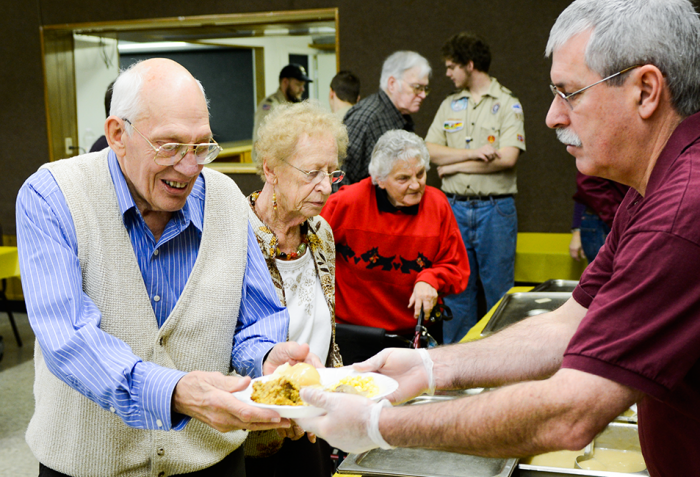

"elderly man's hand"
[353, 348, 434, 404]
[296, 388, 382, 454]
[263, 342, 324, 375]
[172, 371, 291, 433]
[409, 281, 438, 318]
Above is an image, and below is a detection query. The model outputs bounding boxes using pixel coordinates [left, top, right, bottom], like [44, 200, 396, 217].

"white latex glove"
[353, 348, 435, 404]
[296, 388, 394, 454]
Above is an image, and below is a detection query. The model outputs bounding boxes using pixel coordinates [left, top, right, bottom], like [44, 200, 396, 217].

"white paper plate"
[233, 366, 398, 418]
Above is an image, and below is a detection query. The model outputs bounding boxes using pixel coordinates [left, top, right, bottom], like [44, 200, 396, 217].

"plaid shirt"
[342, 90, 414, 185]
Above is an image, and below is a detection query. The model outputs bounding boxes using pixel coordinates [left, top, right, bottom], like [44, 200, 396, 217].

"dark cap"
[279, 63, 313, 83]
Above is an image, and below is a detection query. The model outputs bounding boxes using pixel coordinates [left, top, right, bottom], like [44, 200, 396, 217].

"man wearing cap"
[252, 63, 312, 157]
[425, 32, 526, 344]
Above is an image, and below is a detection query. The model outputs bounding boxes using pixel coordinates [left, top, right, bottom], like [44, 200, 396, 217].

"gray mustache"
[556, 128, 582, 147]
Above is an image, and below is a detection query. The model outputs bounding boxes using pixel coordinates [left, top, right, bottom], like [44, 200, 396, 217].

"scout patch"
[451, 97, 468, 111]
[512, 103, 523, 120]
[443, 120, 465, 132]
[262, 104, 272, 111]
[488, 135, 496, 143]
[491, 103, 500, 114]
[517, 134, 525, 143]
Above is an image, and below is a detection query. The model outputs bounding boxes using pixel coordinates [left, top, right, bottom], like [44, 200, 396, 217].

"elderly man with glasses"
[425, 31, 526, 344]
[341, 50, 431, 186]
[296, 1, 700, 476]
[16, 58, 321, 477]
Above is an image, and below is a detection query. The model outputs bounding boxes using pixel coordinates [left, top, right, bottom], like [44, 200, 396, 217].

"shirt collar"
[458, 77, 498, 101]
[378, 89, 414, 128]
[107, 149, 204, 233]
[644, 111, 700, 198]
[375, 185, 419, 215]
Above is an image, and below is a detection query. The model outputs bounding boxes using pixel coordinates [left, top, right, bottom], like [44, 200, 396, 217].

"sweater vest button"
[157, 447, 165, 456]
[158, 472, 165, 477]
[159, 337, 164, 346]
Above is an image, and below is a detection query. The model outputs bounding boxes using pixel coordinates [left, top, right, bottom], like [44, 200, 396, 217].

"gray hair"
[110, 60, 209, 134]
[379, 51, 432, 91]
[546, 0, 700, 117]
[368, 129, 431, 183]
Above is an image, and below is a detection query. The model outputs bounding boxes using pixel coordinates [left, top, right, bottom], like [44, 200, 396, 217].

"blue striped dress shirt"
[15, 150, 288, 431]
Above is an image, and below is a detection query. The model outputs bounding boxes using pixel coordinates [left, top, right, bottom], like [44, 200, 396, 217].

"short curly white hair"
[368, 129, 430, 184]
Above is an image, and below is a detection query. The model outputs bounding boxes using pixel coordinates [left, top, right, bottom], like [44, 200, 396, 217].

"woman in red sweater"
[321, 130, 469, 361]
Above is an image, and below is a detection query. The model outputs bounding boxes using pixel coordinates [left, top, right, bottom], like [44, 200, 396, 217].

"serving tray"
[339, 447, 517, 477]
[530, 279, 579, 293]
[338, 392, 517, 477]
[481, 292, 571, 336]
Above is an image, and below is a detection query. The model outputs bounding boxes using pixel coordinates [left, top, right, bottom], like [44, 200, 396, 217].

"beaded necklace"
[249, 191, 309, 261]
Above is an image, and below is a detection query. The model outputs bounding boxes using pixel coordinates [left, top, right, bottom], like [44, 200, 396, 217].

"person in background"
[296, 2, 700, 475]
[329, 70, 361, 120]
[89, 79, 115, 152]
[569, 171, 628, 262]
[322, 130, 469, 363]
[342, 51, 431, 185]
[16, 58, 320, 477]
[252, 64, 313, 160]
[244, 101, 348, 477]
[425, 32, 526, 344]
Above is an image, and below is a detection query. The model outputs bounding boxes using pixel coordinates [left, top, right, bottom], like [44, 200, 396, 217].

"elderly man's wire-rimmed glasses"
[123, 119, 223, 166]
[550, 65, 641, 109]
[403, 80, 431, 97]
[282, 159, 345, 185]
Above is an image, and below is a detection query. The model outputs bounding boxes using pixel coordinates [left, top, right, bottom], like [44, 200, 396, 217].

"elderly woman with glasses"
[321, 129, 470, 363]
[244, 101, 347, 477]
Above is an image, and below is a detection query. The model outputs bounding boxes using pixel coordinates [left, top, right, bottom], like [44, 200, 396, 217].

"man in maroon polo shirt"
[294, 1, 700, 476]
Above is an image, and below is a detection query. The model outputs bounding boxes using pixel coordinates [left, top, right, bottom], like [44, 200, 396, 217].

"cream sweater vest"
[27, 151, 249, 476]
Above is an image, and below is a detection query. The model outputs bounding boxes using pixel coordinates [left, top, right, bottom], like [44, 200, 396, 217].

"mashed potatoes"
[276, 362, 321, 387]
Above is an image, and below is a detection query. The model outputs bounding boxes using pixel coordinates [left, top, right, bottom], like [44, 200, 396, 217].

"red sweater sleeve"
[415, 194, 469, 296]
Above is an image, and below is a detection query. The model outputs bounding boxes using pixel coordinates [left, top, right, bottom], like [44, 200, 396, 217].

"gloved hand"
[353, 348, 435, 404]
[295, 388, 394, 454]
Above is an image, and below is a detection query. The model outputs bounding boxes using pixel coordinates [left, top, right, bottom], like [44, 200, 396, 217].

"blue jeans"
[443, 196, 517, 343]
[580, 209, 611, 262]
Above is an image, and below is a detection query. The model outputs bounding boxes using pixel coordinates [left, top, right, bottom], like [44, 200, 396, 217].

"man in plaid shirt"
[341, 51, 431, 185]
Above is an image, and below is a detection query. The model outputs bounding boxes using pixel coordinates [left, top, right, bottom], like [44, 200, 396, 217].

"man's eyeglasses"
[124, 119, 223, 166]
[403, 80, 431, 97]
[282, 159, 345, 185]
[550, 65, 641, 109]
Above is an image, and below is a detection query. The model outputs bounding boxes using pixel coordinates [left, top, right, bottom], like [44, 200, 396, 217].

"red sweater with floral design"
[321, 178, 469, 334]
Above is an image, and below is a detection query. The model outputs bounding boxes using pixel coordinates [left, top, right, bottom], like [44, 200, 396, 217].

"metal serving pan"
[338, 393, 517, 477]
[530, 279, 579, 293]
[519, 421, 647, 477]
[338, 448, 517, 477]
[481, 292, 571, 337]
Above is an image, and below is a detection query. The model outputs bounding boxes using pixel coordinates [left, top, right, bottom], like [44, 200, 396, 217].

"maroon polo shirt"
[563, 112, 700, 477]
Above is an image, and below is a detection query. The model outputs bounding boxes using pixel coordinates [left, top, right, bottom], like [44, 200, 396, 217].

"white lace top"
[275, 250, 331, 363]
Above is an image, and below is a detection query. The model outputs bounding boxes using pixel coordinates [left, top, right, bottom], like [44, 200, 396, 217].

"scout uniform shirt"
[425, 77, 526, 196]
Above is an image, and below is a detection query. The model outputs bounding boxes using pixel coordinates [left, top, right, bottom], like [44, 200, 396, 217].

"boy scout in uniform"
[426, 32, 526, 344]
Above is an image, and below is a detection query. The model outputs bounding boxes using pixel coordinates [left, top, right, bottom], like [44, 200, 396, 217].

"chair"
[0, 223, 21, 347]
